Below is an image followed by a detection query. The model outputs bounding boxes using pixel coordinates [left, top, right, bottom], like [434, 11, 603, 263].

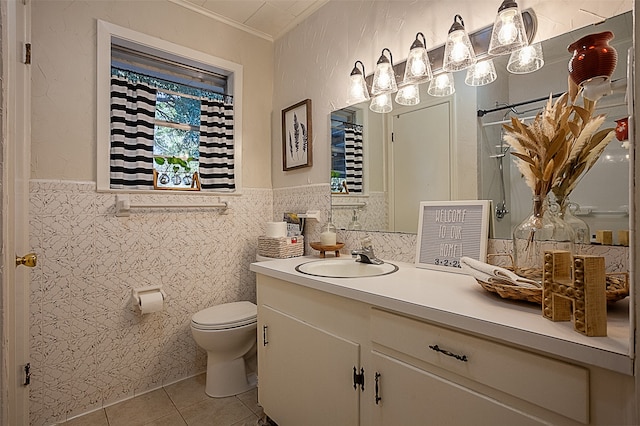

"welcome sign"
[415, 200, 490, 273]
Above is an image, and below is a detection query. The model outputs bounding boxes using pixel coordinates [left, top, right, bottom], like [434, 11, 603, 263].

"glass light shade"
[348, 66, 370, 104]
[427, 73, 455, 97]
[371, 49, 398, 95]
[395, 84, 420, 106]
[443, 16, 476, 72]
[507, 43, 544, 74]
[402, 34, 432, 84]
[369, 93, 393, 113]
[465, 59, 497, 86]
[488, 0, 528, 56]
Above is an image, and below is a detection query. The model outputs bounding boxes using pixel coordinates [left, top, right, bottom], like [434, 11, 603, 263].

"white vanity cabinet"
[369, 308, 589, 425]
[257, 275, 370, 426]
[253, 259, 636, 426]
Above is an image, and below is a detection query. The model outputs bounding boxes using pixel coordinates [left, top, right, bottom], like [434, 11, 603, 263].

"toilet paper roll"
[265, 221, 287, 238]
[138, 291, 164, 314]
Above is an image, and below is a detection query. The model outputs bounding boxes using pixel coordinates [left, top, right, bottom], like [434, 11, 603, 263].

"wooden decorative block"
[542, 251, 607, 337]
[595, 230, 613, 245]
[618, 230, 629, 247]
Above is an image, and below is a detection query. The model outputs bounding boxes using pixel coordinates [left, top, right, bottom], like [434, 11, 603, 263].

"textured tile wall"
[28, 180, 272, 425]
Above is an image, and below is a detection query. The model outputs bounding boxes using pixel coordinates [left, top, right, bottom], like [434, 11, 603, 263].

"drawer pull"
[263, 325, 268, 346]
[374, 372, 382, 405]
[429, 344, 468, 362]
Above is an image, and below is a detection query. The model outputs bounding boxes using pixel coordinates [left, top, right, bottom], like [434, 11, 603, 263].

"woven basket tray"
[258, 236, 304, 259]
[477, 254, 629, 304]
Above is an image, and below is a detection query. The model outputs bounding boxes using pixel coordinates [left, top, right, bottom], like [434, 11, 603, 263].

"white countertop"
[251, 256, 633, 375]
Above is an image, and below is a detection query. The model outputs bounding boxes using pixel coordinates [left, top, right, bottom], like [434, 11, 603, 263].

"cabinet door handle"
[374, 372, 381, 405]
[263, 325, 268, 346]
[428, 344, 468, 362]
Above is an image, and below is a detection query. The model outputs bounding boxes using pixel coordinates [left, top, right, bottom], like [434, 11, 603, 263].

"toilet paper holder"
[131, 285, 167, 309]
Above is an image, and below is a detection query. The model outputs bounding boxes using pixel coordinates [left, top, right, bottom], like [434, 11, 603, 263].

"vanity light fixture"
[370, 92, 393, 113]
[487, 0, 528, 56]
[395, 84, 420, 106]
[443, 15, 477, 72]
[507, 42, 544, 74]
[427, 73, 455, 97]
[348, 60, 370, 104]
[402, 32, 433, 84]
[465, 59, 497, 86]
[371, 48, 398, 96]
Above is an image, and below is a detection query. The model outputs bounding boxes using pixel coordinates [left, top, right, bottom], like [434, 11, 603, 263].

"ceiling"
[172, 0, 329, 41]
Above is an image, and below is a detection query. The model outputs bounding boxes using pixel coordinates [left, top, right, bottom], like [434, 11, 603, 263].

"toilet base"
[205, 356, 257, 397]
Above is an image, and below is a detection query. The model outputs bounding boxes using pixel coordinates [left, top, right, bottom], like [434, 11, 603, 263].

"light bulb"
[376, 66, 391, 88]
[370, 93, 393, 113]
[465, 59, 497, 86]
[409, 50, 427, 75]
[476, 61, 491, 74]
[497, 11, 518, 44]
[507, 43, 544, 74]
[395, 84, 420, 106]
[435, 74, 449, 89]
[449, 33, 469, 63]
[427, 73, 455, 97]
[349, 76, 366, 99]
[371, 49, 398, 95]
[402, 85, 417, 97]
[518, 45, 535, 65]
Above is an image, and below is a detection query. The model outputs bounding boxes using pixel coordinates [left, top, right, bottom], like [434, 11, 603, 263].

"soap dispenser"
[348, 209, 362, 230]
[320, 212, 337, 246]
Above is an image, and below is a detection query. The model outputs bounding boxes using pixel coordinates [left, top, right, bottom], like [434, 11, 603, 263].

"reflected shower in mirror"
[330, 11, 631, 244]
[478, 11, 631, 242]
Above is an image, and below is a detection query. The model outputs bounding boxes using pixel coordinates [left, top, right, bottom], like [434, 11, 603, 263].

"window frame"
[96, 19, 243, 194]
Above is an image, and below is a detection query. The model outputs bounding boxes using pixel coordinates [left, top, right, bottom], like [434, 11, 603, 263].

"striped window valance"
[345, 125, 363, 193]
[109, 76, 156, 190]
[199, 98, 235, 191]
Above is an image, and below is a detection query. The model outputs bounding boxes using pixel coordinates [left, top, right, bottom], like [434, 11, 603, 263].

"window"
[97, 20, 243, 193]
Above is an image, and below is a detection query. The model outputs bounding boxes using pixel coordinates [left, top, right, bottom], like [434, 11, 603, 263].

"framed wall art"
[415, 200, 491, 274]
[282, 99, 312, 171]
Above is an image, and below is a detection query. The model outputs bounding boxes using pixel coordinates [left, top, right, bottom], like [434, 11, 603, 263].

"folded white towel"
[460, 256, 541, 289]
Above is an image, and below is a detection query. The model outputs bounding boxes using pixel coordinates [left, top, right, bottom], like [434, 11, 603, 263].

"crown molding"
[168, 0, 274, 42]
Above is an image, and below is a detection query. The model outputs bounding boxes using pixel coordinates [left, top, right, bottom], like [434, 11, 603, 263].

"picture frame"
[415, 200, 491, 274]
[282, 99, 312, 171]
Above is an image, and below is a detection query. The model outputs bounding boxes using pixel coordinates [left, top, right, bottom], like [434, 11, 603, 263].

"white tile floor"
[59, 374, 264, 426]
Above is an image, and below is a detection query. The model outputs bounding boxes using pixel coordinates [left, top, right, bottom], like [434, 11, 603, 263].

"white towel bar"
[332, 202, 367, 209]
[115, 194, 229, 217]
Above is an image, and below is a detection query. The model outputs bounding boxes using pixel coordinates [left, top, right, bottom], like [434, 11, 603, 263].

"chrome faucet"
[351, 236, 384, 265]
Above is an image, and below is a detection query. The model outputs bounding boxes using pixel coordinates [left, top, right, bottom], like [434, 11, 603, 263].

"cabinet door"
[258, 305, 361, 426]
[370, 351, 547, 426]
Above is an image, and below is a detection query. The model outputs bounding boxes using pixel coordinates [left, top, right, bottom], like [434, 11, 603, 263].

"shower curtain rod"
[480, 101, 627, 127]
[478, 77, 628, 118]
[477, 92, 563, 117]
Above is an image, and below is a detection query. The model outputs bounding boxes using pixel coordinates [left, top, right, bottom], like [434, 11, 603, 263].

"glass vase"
[512, 195, 575, 281]
[556, 197, 590, 245]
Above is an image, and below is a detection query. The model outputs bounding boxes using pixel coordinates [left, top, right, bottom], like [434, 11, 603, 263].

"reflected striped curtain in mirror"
[345, 125, 363, 193]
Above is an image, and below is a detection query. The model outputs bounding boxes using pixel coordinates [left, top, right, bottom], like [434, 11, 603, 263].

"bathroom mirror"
[331, 11, 632, 243]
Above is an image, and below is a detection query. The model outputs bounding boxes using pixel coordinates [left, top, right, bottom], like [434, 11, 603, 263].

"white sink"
[295, 258, 398, 278]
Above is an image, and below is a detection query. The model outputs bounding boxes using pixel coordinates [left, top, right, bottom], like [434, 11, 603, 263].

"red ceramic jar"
[615, 117, 629, 141]
[567, 31, 618, 86]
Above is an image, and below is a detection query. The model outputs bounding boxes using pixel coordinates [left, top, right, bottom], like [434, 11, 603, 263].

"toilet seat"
[191, 301, 257, 331]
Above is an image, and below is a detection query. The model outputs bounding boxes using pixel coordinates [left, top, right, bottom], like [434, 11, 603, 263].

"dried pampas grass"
[502, 92, 615, 202]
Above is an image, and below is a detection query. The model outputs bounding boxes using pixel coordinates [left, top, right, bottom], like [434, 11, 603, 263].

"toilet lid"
[191, 301, 257, 330]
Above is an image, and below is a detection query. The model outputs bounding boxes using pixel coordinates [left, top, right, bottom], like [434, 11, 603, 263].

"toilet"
[190, 301, 258, 397]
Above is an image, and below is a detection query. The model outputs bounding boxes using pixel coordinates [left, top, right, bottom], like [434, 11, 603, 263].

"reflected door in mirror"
[391, 101, 451, 233]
